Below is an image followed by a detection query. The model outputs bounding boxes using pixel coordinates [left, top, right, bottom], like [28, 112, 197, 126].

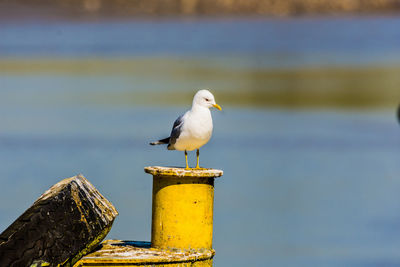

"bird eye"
[205, 98, 210, 101]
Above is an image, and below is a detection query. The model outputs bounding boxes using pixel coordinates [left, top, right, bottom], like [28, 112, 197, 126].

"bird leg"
[185, 150, 189, 169]
[194, 149, 206, 170]
[195, 149, 200, 169]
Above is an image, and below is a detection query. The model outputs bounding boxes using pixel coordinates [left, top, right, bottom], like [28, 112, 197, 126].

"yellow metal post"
[74, 166, 223, 267]
[145, 166, 223, 251]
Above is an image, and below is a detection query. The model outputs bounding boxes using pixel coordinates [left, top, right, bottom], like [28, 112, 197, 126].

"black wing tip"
[150, 137, 170, 146]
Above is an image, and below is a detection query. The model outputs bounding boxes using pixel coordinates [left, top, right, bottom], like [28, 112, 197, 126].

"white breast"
[173, 107, 213, 151]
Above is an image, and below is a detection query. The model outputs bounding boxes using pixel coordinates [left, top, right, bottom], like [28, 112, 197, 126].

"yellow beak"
[212, 103, 222, 111]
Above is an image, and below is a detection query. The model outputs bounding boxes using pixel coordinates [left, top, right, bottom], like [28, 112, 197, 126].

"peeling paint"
[75, 240, 214, 266]
[144, 166, 223, 178]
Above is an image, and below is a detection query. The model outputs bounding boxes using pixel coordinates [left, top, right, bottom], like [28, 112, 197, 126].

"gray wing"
[167, 114, 184, 150]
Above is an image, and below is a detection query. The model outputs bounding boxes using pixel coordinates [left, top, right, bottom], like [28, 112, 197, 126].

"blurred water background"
[1, 16, 400, 266]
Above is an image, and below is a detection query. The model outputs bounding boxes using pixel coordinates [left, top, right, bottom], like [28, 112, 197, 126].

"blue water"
[1, 17, 400, 266]
[2, 17, 400, 67]
[0, 105, 399, 266]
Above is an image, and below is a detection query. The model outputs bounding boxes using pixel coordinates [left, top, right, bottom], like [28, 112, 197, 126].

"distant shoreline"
[1, 0, 400, 21]
[1, 58, 399, 109]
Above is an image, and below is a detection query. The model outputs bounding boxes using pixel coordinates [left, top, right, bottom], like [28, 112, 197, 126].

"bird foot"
[183, 167, 207, 170]
[193, 166, 207, 170]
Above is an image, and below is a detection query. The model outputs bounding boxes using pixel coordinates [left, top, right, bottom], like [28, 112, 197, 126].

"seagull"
[150, 89, 222, 169]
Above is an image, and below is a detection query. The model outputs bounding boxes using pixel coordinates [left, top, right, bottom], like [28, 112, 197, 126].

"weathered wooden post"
[75, 166, 223, 267]
[0, 175, 118, 267]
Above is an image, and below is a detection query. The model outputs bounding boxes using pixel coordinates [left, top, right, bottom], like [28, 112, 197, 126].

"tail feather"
[150, 137, 170, 145]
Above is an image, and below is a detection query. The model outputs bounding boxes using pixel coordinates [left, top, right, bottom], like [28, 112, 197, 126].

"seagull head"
[192, 89, 222, 111]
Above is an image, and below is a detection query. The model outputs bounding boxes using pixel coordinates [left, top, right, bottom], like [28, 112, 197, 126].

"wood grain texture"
[0, 174, 118, 267]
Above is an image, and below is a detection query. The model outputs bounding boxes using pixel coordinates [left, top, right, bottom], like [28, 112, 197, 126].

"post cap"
[144, 166, 223, 178]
